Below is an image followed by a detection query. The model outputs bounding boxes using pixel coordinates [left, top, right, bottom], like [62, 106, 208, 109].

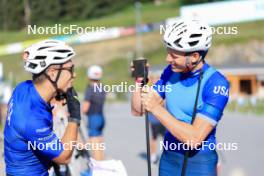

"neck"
[34, 81, 56, 103]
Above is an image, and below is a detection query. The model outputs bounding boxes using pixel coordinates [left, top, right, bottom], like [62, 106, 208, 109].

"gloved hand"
[66, 87, 81, 126]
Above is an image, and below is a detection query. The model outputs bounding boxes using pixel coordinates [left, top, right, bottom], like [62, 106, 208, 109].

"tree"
[0, 0, 24, 30]
[24, 0, 31, 27]
[30, 0, 61, 25]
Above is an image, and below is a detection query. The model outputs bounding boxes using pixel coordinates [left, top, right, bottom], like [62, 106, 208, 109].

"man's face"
[166, 48, 200, 73]
[48, 61, 76, 92]
[166, 48, 187, 73]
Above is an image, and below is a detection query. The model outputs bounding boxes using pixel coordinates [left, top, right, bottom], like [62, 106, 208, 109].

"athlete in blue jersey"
[131, 18, 229, 176]
[4, 40, 81, 176]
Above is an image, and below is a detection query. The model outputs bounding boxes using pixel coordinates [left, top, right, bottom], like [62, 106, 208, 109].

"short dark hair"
[186, 50, 208, 61]
[32, 64, 63, 84]
[32, 72, 46, 84]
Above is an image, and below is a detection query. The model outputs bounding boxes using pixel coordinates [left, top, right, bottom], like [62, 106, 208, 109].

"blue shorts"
[87, 114, 105, 137]
[159, 150, 218, 176]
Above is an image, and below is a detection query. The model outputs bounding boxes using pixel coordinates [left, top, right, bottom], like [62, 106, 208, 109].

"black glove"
[66, 87, 81, 126]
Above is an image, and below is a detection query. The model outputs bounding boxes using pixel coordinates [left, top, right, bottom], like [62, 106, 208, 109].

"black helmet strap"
[44, 64, 66, 100]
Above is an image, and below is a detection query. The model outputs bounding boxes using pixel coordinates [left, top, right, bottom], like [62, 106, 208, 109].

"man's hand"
[131, 61, 150, 86]
[66, 87, 81, 126]
[141, 86, 163, 113]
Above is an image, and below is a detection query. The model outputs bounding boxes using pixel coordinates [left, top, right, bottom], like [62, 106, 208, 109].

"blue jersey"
[4, 80, 63, 176]
[153, 63, 229, 153]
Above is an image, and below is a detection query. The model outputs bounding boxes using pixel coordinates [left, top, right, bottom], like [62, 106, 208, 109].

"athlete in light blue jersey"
[4, 40, 81, 176]
[131, 18, 229, 176]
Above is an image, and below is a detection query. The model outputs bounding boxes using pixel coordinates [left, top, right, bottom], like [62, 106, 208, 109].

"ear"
[46, 68, 56, 81]
[191, 52, 200, 62]
[22, 52, 29, 62]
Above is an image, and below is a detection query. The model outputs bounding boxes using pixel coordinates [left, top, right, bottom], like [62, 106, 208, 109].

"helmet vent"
[28, 63, 38, 69]
[173, 38, 183, 48]
[35, 56, 47, 60]
[190, 34, 202, 38]
[173, 22, 184, 29]
[168, 22, 184, 37]
[188, 41, 199, 46]
[51, 49, 71, 53]
[178, 31, 184, 36]
[165, 41, 172, 47]
[54, 56, 64, 60]
[38, 46, 52, 50]
[67, 53, 73, 57]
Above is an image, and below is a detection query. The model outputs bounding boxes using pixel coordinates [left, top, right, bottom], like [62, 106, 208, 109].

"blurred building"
[219, 64, 264, 100]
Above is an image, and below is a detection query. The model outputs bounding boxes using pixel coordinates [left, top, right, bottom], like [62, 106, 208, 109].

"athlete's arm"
[82, 101, 91, 114]
[152, 106, 214, 148]
[53, 122, 78, 164]
[82, 86, 93, 114]
[54, 88, 81, 164]
[148, 72, 229, 148]
[24, 116, 69, 164]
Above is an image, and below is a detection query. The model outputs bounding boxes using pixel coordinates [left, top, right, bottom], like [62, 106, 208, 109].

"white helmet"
[23, 40, 75, 74]
[163, 18, 212, 53]
[87, 65, 103, 80]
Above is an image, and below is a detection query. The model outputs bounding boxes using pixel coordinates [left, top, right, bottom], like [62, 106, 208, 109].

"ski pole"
[143, 62, 152, 176]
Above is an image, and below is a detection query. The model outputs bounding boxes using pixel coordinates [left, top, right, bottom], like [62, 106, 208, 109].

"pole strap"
[181, 70, 203, 176]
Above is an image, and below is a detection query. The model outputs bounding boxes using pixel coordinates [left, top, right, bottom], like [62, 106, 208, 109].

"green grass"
[0, 53, 31, 85]
[227, 100, 264, 115]
[102, 57, 133, 85]
[213, 20, 264, 45]
[0, 1, 179, 45]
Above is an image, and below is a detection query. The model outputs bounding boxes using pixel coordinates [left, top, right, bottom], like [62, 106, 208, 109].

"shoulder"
[205, 70, 229, 91]
[13, 80, 33, 100]
[12, 80, 35, 110]
[202, 69, 229, 110]
[15, 80, 33, 91]
[10, 80, 33, 118]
